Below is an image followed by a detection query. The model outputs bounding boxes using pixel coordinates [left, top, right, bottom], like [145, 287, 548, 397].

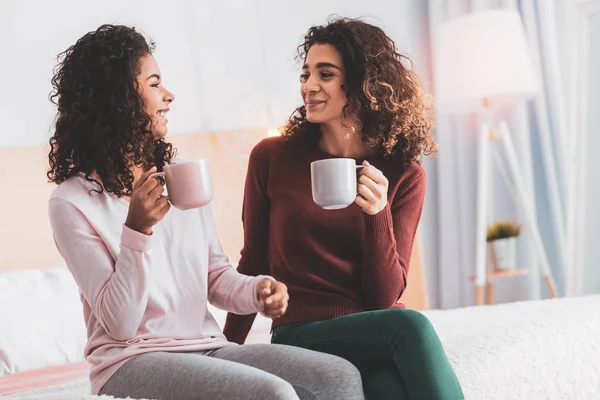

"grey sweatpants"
[99, 343, 365, 400]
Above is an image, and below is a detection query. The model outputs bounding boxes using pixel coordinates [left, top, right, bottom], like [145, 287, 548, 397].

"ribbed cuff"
[363, 204, 394, 239]
[121, 224, 153, 252]
[273, 303, 364, 330]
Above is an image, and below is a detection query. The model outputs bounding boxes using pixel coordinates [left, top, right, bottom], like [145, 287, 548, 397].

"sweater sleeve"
[203, 204, 270, 315]
[48, 197, 151, 341]
[361, 165, 426, 309]
[223, 140, 272, 344]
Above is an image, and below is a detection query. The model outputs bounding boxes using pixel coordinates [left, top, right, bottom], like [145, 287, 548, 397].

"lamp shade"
[433, 9, 538, 114]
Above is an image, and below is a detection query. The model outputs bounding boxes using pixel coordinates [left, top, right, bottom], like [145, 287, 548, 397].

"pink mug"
[150, 159, 213, 210]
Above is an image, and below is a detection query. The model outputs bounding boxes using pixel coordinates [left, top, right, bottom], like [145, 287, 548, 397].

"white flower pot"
[493, 238, 517, 270]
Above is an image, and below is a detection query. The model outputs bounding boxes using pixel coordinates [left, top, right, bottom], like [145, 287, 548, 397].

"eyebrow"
[302, 62, 341, 71]
[146, 73, 161, 81]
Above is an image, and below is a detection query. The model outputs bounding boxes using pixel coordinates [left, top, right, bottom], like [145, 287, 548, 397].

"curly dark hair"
[47, 24, 176, 197]
[282, 17, 437, 167]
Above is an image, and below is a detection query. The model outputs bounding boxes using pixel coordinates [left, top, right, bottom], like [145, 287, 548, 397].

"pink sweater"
[48, 173, 268, 395]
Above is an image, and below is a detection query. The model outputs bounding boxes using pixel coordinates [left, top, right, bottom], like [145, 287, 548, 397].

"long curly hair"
[282, 17, 437, 166]
[47, 24, 176, 197]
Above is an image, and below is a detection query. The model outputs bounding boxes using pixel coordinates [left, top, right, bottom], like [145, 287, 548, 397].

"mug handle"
[149, 171, 165, 179]
[355, 165, 366, 195]
[149, 171, 166, 186]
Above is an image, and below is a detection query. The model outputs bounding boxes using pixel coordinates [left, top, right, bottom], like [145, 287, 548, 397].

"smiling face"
[136, 54, 175, 139]
[300, 43, 348, 124]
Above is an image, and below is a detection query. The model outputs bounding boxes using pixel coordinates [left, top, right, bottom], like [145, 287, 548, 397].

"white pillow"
[0, 263, 87, 375]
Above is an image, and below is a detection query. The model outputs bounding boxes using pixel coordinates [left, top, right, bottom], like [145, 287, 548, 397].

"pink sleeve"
[201, 205, 268, 315]
[48, 198, 151, 341]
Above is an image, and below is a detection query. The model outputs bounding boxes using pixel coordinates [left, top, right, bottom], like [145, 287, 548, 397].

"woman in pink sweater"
[46, 24, 364, 400]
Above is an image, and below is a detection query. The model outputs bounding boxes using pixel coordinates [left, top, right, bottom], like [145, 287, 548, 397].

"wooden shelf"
[471, 242, 553, 306]
[468, 268, 532, 281]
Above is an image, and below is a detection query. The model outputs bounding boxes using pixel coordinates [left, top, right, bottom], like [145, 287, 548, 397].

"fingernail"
[266, 299, 272, 305]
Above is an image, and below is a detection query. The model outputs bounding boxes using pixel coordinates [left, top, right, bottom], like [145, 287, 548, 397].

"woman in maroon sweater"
[224, 17, 463, 399]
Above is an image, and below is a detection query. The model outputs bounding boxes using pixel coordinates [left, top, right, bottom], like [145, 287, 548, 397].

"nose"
[303, 74, 320, 95]
[163, 87, 175, 104]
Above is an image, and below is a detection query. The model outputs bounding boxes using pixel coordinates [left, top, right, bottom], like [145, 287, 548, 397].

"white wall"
[0, 0, 430, 148]
[0, 0, 200, 148]
[582, 13, 600, 294]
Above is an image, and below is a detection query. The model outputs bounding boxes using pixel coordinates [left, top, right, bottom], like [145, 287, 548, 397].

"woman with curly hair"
[224, 18, 463, 399]
[46, 24, 365, 400]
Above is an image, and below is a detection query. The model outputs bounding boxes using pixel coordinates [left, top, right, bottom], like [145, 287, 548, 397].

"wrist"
[125, 218, 152, 236]
[363, 203, 387, 216]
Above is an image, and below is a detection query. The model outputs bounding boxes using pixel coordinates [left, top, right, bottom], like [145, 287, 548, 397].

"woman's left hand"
[355, 160, 389, 215]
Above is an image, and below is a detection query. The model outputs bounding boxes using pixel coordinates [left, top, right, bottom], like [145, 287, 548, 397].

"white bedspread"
[424, 294, 600, 400]
[5, 295, 600, 399]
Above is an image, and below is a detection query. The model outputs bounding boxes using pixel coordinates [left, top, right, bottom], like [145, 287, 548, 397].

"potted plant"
[486, 220, 522, 270]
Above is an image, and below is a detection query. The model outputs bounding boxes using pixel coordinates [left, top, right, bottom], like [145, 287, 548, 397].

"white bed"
[1, 265, 599, 399]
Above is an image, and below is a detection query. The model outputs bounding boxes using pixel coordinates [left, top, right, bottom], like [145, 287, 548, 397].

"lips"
[157, 109, 170, 123]
[306, 100, 325, 107]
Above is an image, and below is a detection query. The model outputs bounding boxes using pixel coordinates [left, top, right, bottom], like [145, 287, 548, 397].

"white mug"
[310, 158, 364, 210]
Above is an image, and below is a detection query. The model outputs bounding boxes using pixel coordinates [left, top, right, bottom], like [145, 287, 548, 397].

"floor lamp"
[433, 9, 558, 304]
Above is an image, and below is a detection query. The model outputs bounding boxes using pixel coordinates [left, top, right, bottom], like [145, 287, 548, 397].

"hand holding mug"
[310, 158, 389, 214]
[256, 278, 289, 319]
[355, 160, 389, 215]
[125, 167, 171, 235]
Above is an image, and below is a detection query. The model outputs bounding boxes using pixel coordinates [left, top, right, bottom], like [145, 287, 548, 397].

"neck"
[319, 120, 375, 159]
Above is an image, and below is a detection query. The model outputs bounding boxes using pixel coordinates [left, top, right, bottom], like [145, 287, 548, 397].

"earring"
[343, 125, 356, 140]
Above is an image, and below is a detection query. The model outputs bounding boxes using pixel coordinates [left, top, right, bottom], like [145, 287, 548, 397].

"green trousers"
[272, 308, 464, 400]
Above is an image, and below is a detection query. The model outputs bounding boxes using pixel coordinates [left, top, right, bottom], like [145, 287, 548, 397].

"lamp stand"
[474, 119, 558, 305]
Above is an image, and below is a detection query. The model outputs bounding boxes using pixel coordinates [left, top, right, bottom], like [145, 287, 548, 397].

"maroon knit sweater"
[223, 136, 426, 344]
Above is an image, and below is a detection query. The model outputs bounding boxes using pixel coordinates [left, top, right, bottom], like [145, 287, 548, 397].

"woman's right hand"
[256, 278, 289, 319]
[125, 167, 171, 235]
